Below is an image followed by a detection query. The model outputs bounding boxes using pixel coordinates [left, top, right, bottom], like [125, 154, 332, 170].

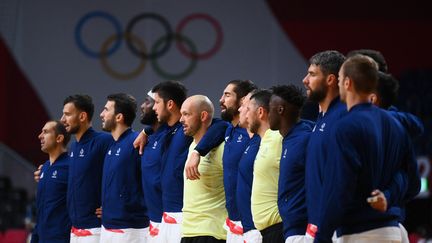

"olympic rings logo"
[75, 11, 223, 80]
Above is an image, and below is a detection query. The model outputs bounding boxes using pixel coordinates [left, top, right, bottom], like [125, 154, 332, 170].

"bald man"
[180, 95, 227, 243]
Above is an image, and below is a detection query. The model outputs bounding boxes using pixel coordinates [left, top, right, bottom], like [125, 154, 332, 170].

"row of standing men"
[32, 49, 423, 243]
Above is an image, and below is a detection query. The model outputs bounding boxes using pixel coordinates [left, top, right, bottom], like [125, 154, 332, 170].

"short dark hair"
[271, 84, 306, 118]
[228, 80, 258, 101]
[347, 49, 388, 73]
[342, 55, 379, 94]
[309, 50, 346, 76]
[63, 94, 94, 121]
[51, 120, 71, 146]
[271, 85, 306, 108]
[152, 81, 187, 107]
[250, 89, 272, 112]
[377, 71, 399, 109]
[107, 93, 137, 127]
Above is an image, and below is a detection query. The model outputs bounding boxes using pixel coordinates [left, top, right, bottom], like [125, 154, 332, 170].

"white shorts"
[243, 229, 262, 243]
[70, 227, 101, 243]
[100, 225, 148, 243]
[223, 218, 244, 243]
[399, 223, 409, 243]
[285, 235, 307, 243]
[337, 226, 401, 243]
[159, 212, 182, 243]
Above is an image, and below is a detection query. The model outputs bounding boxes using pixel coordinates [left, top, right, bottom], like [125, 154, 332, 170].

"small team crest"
[237, 134, 243, 143]
[51, 170, 57, 179]
[108, 150, 112, 155]
[319, 123, 326, 132]
[79, 148, 85, 157]
[152, 141, 158, 149]
[115, 148, 121, 156]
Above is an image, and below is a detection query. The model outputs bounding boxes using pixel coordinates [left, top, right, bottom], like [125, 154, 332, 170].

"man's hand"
[185, 151, 201, 180]
[133, 130, 148, 155]
[367, 189, 387, 212]
[95, 207, 102, 218]
[34, 164, 43, 182]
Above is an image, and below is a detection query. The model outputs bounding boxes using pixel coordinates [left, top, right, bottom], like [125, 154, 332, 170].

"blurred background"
[0, 0, 431, 242]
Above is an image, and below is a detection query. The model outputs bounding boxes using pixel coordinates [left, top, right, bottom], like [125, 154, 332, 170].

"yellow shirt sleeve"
[251, 129, 283, 230]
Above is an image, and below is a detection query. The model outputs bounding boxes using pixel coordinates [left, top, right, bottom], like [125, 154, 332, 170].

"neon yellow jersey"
[182, 141, 227, 239]
[251, 129, 283, 230]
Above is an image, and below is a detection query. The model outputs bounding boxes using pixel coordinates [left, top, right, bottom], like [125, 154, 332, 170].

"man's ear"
[278, 106, 284, 115]
[327, 74, 337, 86]
[166, 100, 174, 111]
[369, 93, 378, 105]
[257, 107, 264, 119]
[56, 134, 64, 144]
[345, 77, 352, 91]
[79, 112, 87, 122]
[201, 111, 209, 122]
[115, 113, 123, 123]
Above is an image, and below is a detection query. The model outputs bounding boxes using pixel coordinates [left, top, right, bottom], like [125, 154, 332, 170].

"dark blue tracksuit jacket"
[223, 124, 250, 221]
[314, 103, 418, 242]
[141, 124, 169, 222]
[236, 134, 261, 233]
[305, 97, 347, 228]
[67, 128, 113, 229]
[102, 129, 148, 229]
[32, 152, 71, 243]
[278, 120, 313, 239]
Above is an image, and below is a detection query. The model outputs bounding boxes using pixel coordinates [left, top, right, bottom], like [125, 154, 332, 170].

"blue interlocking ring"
[75, 11, 123, 58]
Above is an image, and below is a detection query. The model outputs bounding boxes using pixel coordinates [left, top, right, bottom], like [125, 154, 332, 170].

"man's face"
[268, 95, 283, 131]
[219, 84, 240, 122]
[180, 99, 201, 137]
[60, 102, 81, 134]
[100, 101, 116, 132]
[153, 93, 170, 124]
[238, 93, 252, 129]
[302, 64, 328, 103]
[338, 66, 347, 102]
[140, 96, 157, 125]
[246, 99, 260, 134]
[38, 121, 58, 153]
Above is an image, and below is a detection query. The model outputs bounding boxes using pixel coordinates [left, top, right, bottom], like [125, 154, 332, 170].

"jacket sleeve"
[194, 118, 229, 156]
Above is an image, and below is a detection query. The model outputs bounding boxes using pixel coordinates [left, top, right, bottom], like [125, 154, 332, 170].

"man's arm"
[389, 108, 424, 139]
[34, 164, 43, 182]
[133, 129, 150, 155]
[185, 118, 229, 180]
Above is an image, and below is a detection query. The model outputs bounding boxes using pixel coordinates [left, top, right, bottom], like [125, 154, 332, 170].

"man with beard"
[99, 93, 148, 243]
[236, 90, 262, 243]
[140, 91, 169, 242]
[247, 89, 284, 243]
[185, 80, 257, 243]
[61, 95, 113, 243]
[315, 55, 418, 243]
[301, 51, 346, 241]
[31, 120, 71, 243]
[180, 95, 227, 243]
[268, 85, 314, 243]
